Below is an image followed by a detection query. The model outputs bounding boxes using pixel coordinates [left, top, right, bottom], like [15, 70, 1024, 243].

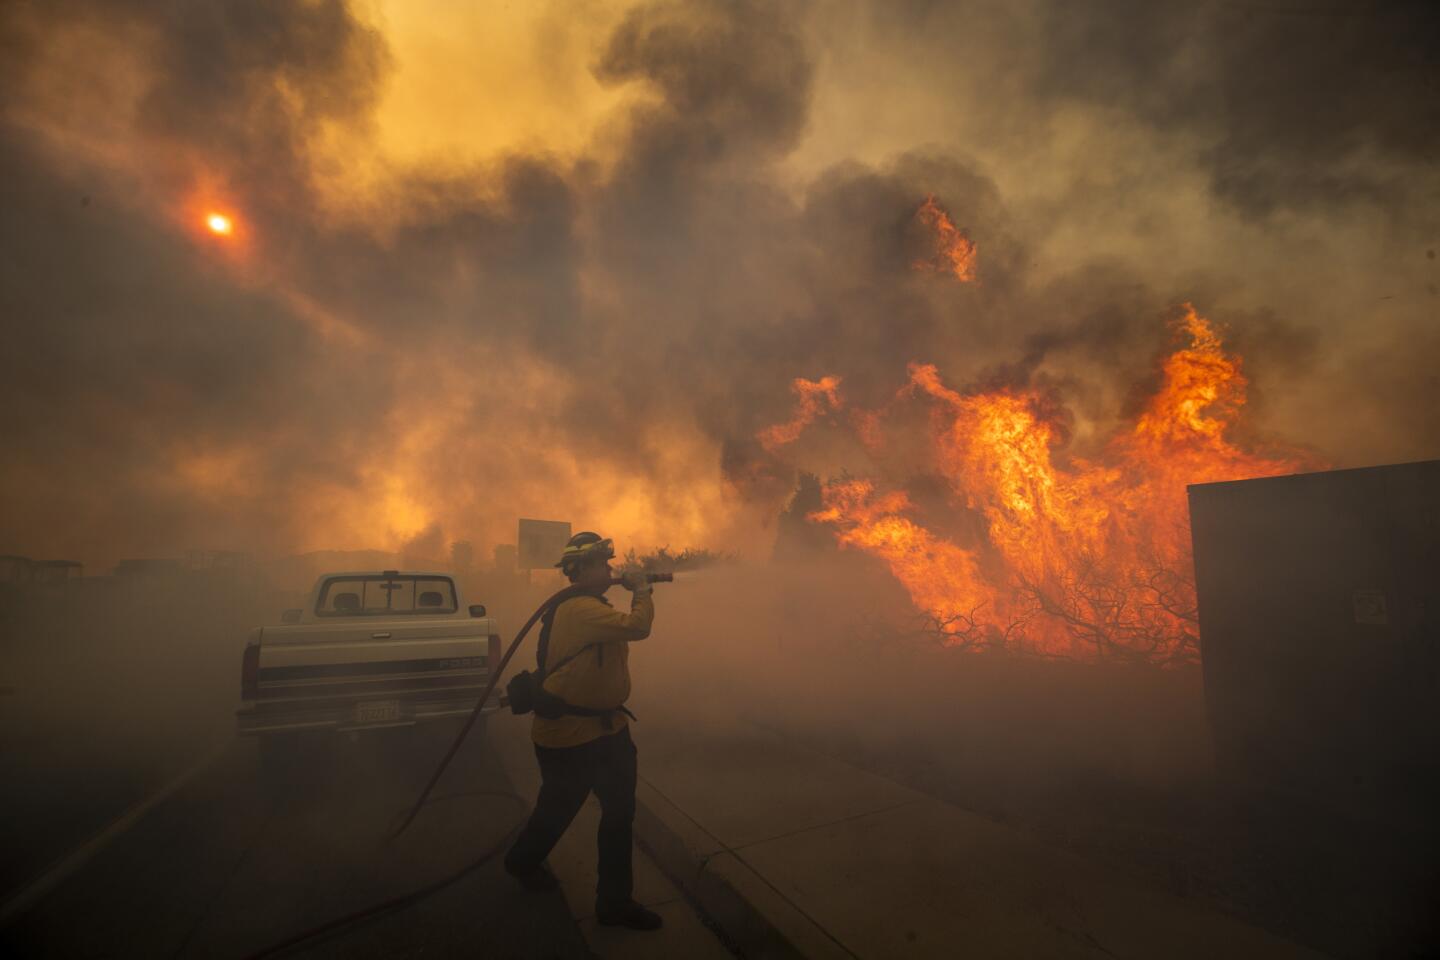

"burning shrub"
[622, 545, 737, 575]
[760, 305, 1312, 665]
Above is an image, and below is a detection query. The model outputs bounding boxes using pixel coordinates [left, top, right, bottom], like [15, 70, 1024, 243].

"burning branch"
[912, 195, 978, 283]
[788, 307, 1308, 666]
[758, 376, 844, 452]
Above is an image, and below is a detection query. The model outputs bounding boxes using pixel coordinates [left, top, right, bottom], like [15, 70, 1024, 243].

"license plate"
[354, 699, 401, 723]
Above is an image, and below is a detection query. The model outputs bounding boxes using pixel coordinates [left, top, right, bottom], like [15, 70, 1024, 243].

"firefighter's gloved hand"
[620, 571, 652, 597]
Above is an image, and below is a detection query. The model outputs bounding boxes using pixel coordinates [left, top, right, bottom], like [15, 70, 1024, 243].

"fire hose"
[242, 572, 673, 959]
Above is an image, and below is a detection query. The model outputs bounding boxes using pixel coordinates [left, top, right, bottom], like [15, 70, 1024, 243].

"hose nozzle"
[608, 572, 673, 585]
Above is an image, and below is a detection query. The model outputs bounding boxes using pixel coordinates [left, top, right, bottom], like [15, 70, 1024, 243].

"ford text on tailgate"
[236, 570, 501, 746]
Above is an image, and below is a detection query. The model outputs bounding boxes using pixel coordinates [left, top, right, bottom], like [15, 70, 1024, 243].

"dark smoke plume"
[1, 0, 1435, 570]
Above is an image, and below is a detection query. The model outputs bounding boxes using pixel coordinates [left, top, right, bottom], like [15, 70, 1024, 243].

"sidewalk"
[485, 710, 735, 960]
[625, 711, 1328, 960]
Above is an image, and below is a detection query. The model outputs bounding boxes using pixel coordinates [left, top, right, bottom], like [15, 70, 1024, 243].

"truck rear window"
[316, 576, 458, 616]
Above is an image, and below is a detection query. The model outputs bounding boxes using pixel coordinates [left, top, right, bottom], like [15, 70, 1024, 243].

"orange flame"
[811, 479, 995, 638]
[912, 195, 978, 283]
[758, 376, 844, 452]
[776, 305, 1311, 663]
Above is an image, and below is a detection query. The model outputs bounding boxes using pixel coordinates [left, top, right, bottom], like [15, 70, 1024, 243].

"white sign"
[1352, 588, 1388, 625]
[517, 518, 572, 570]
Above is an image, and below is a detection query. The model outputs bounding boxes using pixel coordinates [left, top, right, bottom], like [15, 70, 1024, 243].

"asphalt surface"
[1, 721, 591, 960]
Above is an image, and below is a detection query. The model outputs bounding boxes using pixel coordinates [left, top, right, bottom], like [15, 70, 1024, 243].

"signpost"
[517, 518, 572, 573]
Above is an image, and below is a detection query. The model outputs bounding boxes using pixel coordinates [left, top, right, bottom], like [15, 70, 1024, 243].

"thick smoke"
[0, 0, 1435, 571]
[1033, 0, 1440, 218]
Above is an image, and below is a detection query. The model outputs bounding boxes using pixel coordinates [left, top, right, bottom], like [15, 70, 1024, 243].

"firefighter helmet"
[555, 531, 614, 572]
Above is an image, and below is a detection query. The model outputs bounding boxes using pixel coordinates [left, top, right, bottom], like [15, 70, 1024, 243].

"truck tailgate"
[239, 620, 499, 734]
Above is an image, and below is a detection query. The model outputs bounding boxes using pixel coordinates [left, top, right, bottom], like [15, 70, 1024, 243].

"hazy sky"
[2, 0, 1435, 569]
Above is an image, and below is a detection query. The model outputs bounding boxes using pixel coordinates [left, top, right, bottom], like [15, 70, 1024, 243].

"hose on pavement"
[242, 573, 670, 957]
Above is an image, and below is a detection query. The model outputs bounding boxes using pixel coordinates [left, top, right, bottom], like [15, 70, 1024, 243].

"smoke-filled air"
[5, 3, 1440, 958]
[3, 0, 1437, 614]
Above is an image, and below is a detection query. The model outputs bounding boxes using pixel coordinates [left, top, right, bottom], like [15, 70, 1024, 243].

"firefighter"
[503, 531, 662, 931]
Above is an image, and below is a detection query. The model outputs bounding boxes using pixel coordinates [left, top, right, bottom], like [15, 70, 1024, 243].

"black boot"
[596, 899, 663, 930]
[504, 857, 560, 893]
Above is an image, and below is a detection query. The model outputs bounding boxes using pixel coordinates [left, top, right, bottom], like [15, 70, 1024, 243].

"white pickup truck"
[236, 570, 500, 761]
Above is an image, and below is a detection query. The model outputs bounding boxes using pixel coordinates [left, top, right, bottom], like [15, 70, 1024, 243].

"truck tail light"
[488, 634, 501, 676]
[241, 642, 260, 700]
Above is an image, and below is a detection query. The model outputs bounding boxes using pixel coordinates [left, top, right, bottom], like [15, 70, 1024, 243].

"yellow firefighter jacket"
[532, 590, 654, 748]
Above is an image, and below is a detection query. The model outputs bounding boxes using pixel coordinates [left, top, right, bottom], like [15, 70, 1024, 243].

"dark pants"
[505, 726, 637, 908]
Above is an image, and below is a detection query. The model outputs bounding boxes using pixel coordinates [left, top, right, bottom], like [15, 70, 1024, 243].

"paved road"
[1, 721, 592, 960]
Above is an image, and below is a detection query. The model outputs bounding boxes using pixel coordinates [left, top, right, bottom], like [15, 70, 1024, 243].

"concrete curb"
[632, 778, 855, 960]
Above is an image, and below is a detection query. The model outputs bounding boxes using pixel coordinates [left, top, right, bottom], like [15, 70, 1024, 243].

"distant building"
[185, 550, 251, 572]
[493, 543, 518, 571]
[0, 555, 34, 585]
[450, 540, 475, 574]
[33, 560, 82, 584]
[114, 558, 183, 578]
